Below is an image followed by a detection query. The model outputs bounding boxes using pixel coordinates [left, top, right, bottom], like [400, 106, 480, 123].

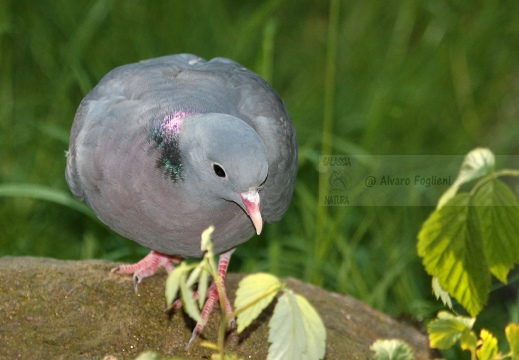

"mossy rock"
[0, 257, 433, 359]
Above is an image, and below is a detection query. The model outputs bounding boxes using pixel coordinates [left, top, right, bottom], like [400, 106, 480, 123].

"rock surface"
[0, 257, 433, 359]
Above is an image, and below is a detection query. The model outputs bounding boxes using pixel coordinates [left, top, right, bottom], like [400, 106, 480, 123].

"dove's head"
[171, 113, 268, 235]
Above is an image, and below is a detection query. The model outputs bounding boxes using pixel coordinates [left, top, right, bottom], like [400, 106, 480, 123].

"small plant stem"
[471, 348, 477, 360]
[493, 169, 519, 178]
[470, 169, 519, 196]
[215, 274, 227, 360]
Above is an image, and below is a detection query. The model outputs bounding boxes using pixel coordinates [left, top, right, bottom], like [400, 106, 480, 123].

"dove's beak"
[239, 189, 263, 235]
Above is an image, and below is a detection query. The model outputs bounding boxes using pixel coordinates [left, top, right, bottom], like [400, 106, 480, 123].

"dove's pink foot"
[112, 249, 236, 348]
[111, 250, 181, 293]
[186, 248, 236, 348]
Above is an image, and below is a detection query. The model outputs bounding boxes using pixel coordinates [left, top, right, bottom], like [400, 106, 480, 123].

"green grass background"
[1, 0, 519, 357]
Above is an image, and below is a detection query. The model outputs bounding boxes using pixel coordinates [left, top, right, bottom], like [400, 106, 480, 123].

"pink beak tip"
[239, 190, 263, 235]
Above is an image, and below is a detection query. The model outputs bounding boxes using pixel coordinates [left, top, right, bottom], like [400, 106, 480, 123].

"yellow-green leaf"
[474, 179, 519, 283]
[432, 276, 453, 309]
[186, 264, 203, 288]
[267, 290, 326, 360]
[428, 311, 475, 349]
[235, 273, 284, 333]
[476, 329, 499, 360]
[201, 225, 215, 253]
[506, 323, 519, 360]
[135, 351, 161, 360]
[200, 341, 219, 351]
[209, 353, 243, 360]
[198, 265, 210, 309]
[268, 290, 306, 360]
[295, 294, 326, 360]
[180, 275, 202, 323]
[370, 339, 415, 360]
[437, 148, 494, 209]
[165, 262, 189, 306]
[418, 194, 490, 316]
[460, 330, 477, 351]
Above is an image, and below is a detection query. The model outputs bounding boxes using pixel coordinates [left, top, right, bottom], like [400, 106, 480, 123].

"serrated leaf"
[295, 294, 326, 360]
[438, 148, 495, 209]
[235, 273, 283, 333]
[506, 323, 519, 360]
[268, 290, 306, 360]
[165, 262, 189, 306]
[428, 311, 475, 349]
[370, 339, 415, 360]
[474, 179, 519, 283]
[180, 274, 202, 323]
[437, 311, 475, 326]
[432, 276, 453, 309]
[476, 329, 499, 360]
[418, 194, 490, 316]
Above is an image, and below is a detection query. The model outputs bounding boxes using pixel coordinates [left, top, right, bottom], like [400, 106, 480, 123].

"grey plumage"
[66, 54, 297, 258]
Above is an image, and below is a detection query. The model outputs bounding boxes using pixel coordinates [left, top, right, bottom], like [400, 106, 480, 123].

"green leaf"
[180, 273, 202, 323]
[267, 290, 326, 360]
[209, 352, 243, 360]
[428, 311, 475, 349]
[506, 323, 519, 360]
[268, 290, 306, 360]
[235, 273, 284, 333]
[432, 276, 453, 310]
[418, 194, 490, 316]
[476, 329, 499, 360]
[370, 339, 415, 360]
[438, 148, 494, 209]
[295, 294, 326, 360]
[198, 226, 215, 308]
[200, 340, 220, 351]
[460, 330, 478, 351]
[198, 264, 210, 309]
[186, 264, 203, 288]
[135, 350, 186, 360]
[165, 262, 189, 306]
[474, 179, 519, 283]
[135, 351, 161, 360]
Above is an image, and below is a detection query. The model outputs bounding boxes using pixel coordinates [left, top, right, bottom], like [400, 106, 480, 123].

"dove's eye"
[212, 163, 226, 178]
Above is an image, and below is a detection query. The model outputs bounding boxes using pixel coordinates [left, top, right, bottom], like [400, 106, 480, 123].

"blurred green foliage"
[1, 0, 519, 353]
